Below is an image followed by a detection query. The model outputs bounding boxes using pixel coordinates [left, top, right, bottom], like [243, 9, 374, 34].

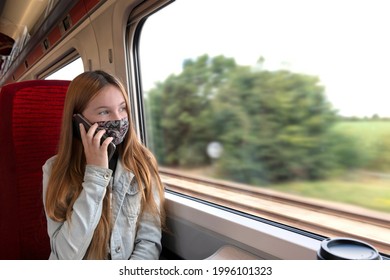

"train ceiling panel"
[0, 0, 49, 47]
[0, 0, 105, 85]
[0, 0, 51, 78]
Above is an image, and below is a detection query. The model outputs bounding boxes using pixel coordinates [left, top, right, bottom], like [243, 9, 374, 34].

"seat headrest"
[0, 79, 70, 259]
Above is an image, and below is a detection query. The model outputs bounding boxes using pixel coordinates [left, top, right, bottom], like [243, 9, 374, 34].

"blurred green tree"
[212, 68, 337, 183]
[145, 54, 237, 166]
[145, 55, 339, 183]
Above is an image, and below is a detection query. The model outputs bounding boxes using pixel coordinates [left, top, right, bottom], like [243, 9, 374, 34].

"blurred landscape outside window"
[139, 0, 390, 214]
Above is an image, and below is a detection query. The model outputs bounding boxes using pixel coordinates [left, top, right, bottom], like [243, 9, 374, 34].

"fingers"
[86, 123, 98, 140]
[80, 123, 102, 145]
[101, 135, 114, 148]
[92, 126, 106, 146]
[79, 123, 114, 168]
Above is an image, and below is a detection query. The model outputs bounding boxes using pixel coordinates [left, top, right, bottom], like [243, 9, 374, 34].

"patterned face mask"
[97, 117, 129, 145]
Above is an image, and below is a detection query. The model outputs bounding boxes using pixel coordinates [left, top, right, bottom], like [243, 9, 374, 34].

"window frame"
[37, 48, 81, 80]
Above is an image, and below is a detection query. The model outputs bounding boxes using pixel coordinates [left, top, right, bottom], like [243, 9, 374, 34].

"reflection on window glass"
[45, 57, 83, 80]
[139, 0, 390, 215]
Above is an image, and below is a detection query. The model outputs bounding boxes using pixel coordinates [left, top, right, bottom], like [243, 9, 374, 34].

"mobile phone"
[72, 113, 116, 161]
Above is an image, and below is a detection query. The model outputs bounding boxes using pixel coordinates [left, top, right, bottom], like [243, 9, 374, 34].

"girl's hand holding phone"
[79, 122, 114, 169]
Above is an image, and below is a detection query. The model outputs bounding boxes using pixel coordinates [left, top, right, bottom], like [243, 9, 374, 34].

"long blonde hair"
[45, 70, 165, 259]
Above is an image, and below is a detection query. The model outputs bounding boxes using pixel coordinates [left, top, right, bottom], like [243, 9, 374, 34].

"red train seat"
[0, 80, 70, 259]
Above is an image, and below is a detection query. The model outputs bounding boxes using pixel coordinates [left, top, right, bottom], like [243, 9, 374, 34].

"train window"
[44, 57, 83, 80]
[138, 0, 390, 254]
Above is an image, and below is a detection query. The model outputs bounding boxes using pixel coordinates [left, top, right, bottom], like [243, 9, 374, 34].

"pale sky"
[47, 0, 390, 118]
[140, 0, 390, 117]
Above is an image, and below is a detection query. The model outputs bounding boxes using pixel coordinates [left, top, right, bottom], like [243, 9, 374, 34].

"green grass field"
[271, 121, 390, 213]
[332, 120, 390, 171]
[271, 176, 390, 213]
[332, 120, 390, 149]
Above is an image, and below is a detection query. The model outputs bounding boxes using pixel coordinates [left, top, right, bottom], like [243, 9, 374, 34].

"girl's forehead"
[88, 85, 125, 107]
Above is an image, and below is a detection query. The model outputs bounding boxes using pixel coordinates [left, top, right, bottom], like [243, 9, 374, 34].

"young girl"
[43, 70, 165, 260]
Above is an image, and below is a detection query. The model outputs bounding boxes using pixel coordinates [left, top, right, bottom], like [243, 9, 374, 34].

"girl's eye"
[119, 106, 126, 112]
[98, 110, 109, 115]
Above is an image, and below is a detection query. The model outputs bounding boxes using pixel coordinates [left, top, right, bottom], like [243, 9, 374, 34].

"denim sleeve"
[42, 157, 112, 260]
[129, 183, 163, 260]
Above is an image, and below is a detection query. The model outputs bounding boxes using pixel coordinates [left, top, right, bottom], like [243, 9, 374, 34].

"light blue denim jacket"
[42, 156, 162, 260]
